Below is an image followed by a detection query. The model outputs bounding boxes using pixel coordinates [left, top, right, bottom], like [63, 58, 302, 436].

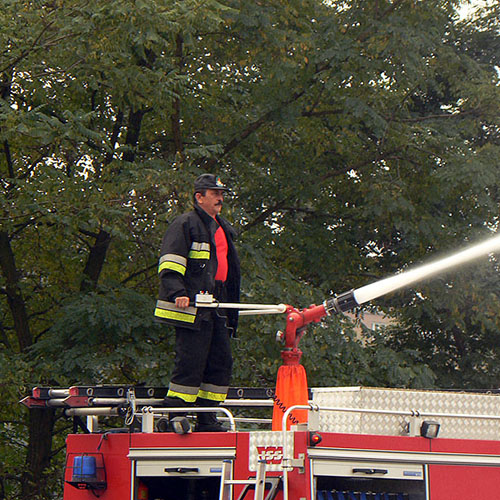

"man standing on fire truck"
[154, 173, 241, 431]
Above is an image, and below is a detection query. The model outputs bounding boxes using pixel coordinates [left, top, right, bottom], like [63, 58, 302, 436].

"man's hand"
[175, 296, 190, 309]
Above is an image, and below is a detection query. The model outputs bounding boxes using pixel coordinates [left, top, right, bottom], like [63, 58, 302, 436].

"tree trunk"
[0, 231, 32, 350]
[0, 232, 56, 498]
[122, 108, 145, 163]
[21, 409, 56, 500]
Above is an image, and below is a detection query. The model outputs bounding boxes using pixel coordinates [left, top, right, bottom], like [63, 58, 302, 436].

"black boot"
[157, 397, 192, 433]
[195, 398, 228, 432]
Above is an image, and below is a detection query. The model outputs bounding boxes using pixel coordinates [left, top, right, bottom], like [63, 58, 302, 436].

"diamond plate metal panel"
[311, 387, 500, 440]
[248, 431, 294, 472]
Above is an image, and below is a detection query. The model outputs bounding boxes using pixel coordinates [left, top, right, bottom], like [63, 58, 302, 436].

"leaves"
[1, 0, 500, 497]
[32, 286, 172, 382]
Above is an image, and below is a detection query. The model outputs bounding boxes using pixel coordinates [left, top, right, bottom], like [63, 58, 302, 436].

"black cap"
[194, 174, 229, 192]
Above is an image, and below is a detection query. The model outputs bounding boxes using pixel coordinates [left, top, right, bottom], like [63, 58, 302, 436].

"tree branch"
[380, 0, 407, 20]
[1, 66, 15, 178]
[389, 109, 479, 123]
[3, 140, 14, 178]
[201, 88, 307, 171]
[239, 148, 405, 233]
[171, 33, 185, 162]
[80, 229, 112, 292]
[301, 108, 342, 118]
[0, 319, 12, 350]
[0, 21, 56, 74]
[104, 109, 124, 166]
[120, 262, 157, 285]
[239, 201, 287, 233]
[358, 0, 407, 42]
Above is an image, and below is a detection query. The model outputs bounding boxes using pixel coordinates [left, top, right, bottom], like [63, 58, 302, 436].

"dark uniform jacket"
[154, 205, 240, 333]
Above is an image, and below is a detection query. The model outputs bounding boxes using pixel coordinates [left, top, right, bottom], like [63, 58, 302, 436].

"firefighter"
[154, 173, 241, 431]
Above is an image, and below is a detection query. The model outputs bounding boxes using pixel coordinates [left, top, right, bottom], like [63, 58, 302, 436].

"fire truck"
[21, 234, 500, 499]
[22, 384, 500, 500]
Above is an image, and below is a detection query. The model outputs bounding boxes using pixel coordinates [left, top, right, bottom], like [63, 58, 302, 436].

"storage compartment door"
[312, 459, 427, 500]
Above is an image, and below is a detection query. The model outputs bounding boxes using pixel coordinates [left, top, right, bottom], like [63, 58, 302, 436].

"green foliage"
[386, 259, 500, 389]
[32, 286, 173, 383]
[1, 0, 500, 497]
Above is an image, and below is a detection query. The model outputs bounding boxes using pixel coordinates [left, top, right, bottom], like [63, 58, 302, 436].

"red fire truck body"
[24, 385, 500, 500]
[62, 424, 500, 500]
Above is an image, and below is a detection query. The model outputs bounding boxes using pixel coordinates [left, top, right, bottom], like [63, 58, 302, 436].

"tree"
[0, 1, 235, 497]
[1, 0, 500, 498]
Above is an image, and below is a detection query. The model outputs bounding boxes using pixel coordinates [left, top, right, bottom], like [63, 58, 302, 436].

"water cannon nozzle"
[324, 290, 358, 314]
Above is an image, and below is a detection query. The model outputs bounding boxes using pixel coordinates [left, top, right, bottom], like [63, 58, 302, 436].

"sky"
[458, 0, 495, 19]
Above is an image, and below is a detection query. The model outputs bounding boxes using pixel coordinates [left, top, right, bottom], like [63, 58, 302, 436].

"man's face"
[196, 189, 224, 218]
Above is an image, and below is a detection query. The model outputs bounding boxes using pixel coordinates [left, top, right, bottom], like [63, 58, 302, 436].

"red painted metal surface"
[315, 432, 431, 453]
[429, 464, 500, 499]
[63, 430, 500, 500]
[129, 431, 237, 449]
[63, 434, 131, 500]
[428, 438, 500, 499]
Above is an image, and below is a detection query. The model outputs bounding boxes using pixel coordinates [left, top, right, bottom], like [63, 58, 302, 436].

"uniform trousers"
[170, 309, 232, 402]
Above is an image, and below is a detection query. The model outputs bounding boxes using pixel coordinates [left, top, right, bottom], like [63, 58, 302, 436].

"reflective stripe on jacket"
[154, 205, 240, 331]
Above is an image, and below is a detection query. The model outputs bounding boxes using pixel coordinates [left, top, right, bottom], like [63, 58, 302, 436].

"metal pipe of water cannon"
[281, 292, 359, 352]
[283, 303, 328, 350]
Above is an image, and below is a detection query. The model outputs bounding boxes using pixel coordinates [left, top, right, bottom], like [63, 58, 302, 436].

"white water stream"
[353, 233, 500, 305]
